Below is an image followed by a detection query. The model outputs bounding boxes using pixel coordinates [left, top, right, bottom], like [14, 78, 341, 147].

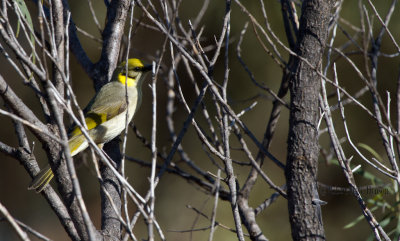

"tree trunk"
[285, 0, 334, 240]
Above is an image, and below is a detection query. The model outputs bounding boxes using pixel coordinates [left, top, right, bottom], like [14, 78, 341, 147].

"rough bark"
[100, 140, 123, 241]
[285, 0, 334, 240]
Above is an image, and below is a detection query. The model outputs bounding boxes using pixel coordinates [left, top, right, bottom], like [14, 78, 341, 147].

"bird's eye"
[134, 67, 141, 71]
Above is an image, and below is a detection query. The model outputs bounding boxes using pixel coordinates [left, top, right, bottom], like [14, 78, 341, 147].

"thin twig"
[0, 202, 30, 241]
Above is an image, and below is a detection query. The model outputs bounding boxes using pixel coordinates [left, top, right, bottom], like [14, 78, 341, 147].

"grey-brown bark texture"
[285, 0, 334, 240]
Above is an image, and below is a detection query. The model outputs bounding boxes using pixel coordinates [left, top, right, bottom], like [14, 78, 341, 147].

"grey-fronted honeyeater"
[28, 58, 152, 192]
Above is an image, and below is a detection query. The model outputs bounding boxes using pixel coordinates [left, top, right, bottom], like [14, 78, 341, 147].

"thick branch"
[285, 0, 334, 240]
[100, 140, 122, 240]
[92, 0, 131, 90]
[0, 75, 52, 146]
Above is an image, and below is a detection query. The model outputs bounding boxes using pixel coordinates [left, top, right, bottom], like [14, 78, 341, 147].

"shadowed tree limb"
[285, 0, 334, 240]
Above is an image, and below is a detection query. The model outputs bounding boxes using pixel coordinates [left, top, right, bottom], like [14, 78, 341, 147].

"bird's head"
[117, 58, 152, 87]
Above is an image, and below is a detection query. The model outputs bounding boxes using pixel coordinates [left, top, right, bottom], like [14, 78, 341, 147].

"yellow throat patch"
[117, 58, 145, 87]
[118, 73, 136, 87]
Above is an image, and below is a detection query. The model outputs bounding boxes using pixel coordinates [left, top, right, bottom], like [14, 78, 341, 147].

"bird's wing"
[68, 101, 127, 138]
[68, 84, 135, 138]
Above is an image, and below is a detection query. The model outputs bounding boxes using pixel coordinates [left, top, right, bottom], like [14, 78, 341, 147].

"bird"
[29, 58, 152, 192]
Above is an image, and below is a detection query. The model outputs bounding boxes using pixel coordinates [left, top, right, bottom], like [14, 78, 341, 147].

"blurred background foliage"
[1, 0, 400, 240]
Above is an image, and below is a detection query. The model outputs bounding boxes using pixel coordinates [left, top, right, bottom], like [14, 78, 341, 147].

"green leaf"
[358, 143, 383, 163]
[380, 215, 393, 228]
[327, 158, 339, 165]
[344, 206, 379, 229]
[395, 216, 400, 239]
[327, 157, 385, 184]
[14, 0, 35, 62]
[353, 168, 384, 185]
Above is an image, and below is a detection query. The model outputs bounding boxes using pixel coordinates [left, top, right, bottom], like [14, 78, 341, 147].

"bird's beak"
[143, 64, 153, 72]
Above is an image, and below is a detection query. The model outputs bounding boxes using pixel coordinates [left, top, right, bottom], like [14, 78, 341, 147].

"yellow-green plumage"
[29, 58, 151, 192]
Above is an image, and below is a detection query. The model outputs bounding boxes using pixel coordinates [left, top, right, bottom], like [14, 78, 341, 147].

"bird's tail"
[28, 164, 53, 193]
[69, 133, 88, 156]
[28, 134, 87, 192]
